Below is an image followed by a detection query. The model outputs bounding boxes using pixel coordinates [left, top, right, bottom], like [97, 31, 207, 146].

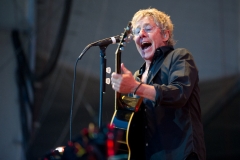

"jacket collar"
[152, 46, 174, 60]
[138, 46, 174, 78]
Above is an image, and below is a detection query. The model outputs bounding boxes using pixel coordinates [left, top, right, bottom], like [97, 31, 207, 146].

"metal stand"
[98, 45, 108, 128]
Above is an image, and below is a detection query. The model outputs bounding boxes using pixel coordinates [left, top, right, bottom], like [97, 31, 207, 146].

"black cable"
[69, 57, 80, 142]
[69, 41, 94, 141]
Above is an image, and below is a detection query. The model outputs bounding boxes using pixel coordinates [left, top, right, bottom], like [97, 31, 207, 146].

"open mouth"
[141, 42, 152, 50]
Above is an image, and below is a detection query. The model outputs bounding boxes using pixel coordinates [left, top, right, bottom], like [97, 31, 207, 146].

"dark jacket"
[131, 46, 206, 160]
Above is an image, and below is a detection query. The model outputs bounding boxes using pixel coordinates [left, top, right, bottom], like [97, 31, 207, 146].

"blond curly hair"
[131, 8, 175, 46]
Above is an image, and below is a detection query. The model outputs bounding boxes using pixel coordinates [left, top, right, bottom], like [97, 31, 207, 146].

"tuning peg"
[106, 78, 111, 84]
[121, 42, 126, 46]
[106, 67, 111, 74]
[126, 26, 129, 30]
[126, 34, 133, 43]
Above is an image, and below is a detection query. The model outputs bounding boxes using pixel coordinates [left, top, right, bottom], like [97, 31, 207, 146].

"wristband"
[133, 82, 143, 95]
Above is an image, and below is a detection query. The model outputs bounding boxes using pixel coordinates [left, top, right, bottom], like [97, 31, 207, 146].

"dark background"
[0, 0, 240, 159]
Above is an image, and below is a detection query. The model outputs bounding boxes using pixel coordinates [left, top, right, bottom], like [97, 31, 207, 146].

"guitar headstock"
[118, 21, 133, 50]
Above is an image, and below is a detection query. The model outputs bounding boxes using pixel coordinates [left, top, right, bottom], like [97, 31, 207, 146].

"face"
[133, 16, 167, 62]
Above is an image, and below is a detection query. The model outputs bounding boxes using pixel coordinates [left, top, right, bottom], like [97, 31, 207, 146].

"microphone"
[90, 34, 133, 46]
[91, 35, 121, 46]
[78, 34, 133, 59]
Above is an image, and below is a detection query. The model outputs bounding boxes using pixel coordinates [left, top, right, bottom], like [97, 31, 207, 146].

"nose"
[138, 28, 147, 37]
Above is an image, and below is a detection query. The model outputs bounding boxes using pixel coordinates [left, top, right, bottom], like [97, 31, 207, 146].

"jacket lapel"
[147, 46, 174, 84]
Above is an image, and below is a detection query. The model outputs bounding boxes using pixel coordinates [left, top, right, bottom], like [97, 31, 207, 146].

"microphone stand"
[98, 45, 108, 128]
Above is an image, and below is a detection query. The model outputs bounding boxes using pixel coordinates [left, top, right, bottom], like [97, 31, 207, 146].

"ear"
[162, 30, 170, 42]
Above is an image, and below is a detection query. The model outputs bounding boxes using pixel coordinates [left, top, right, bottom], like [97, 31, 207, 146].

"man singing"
[111, 8, 206, 160]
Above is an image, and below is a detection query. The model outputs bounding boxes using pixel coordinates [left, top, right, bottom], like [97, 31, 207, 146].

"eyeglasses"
[132, 25, 158, 36]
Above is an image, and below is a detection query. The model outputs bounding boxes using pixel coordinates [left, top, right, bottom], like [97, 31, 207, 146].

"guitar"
[110, 22, 143, 160]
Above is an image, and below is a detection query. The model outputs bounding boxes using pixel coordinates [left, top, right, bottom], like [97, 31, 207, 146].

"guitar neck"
[113, 21, 132, 111]
[114, 45, 122, 110]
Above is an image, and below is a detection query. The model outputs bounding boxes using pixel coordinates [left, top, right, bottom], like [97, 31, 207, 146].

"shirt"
[131, 46, 206, 160]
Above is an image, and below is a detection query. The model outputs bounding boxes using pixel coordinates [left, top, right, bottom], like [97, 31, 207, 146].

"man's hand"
[111, 63, 139, 93]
